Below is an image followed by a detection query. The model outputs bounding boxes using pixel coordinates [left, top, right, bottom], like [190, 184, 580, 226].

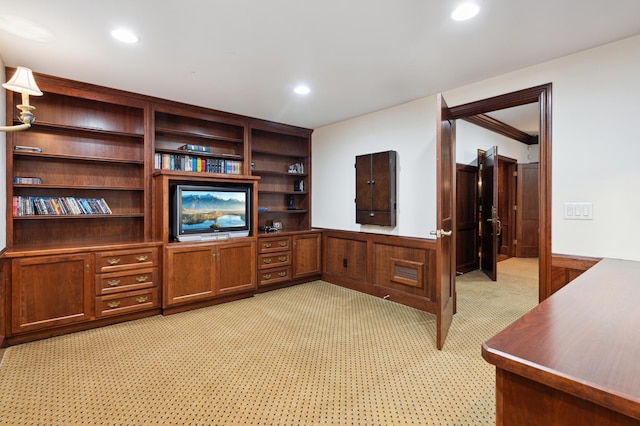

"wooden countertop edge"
[482, 331, 640, 420]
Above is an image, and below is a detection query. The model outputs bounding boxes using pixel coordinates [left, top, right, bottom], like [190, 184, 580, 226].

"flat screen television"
[171, 184, 251, 242]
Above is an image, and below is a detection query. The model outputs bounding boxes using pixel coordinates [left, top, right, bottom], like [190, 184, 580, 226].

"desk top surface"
[482, 258, 640, 419]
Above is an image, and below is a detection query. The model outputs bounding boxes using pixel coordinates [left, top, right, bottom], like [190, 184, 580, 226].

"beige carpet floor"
[0, 258, 538, 425]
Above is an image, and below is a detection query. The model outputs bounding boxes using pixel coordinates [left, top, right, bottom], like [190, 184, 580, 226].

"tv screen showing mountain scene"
[180, 189, 247, 232]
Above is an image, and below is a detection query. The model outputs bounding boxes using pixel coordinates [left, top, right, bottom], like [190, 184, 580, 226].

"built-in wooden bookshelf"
[1, 68, 317, 347]
[6, 75, 149, 249]
[153, 106, 248, 176]
[250, 122, 313, 233]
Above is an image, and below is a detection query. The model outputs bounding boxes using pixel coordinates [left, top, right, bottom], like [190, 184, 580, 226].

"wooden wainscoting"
[322, 229, 437, 314]
[551, 254, 601, 295]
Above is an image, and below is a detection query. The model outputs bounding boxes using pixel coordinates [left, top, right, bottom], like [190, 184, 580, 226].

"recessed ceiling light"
[451, 3, 480, 21]
[111, 28, 139, 44]
[294, 85, 311, 95]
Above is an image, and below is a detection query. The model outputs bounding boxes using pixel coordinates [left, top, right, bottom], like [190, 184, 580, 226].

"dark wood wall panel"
[321, 229, 437, 314]
[550, 254, 601, 295]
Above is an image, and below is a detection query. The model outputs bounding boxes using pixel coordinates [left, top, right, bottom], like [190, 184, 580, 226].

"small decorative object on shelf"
[13, 145, 42, 153]
[13, 176, 42, 184]
[294, 179, 304, 192]
[288, 162, 304, 174]
[272, 220, 283, 230]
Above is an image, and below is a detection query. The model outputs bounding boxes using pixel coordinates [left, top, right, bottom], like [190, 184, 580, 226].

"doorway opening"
[447, 83, 552, 302]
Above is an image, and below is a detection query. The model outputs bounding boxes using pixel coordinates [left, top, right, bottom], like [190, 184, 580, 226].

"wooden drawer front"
[96, 267, 158, 295]
[96, 288, 158, 317]
[95, 247, 159, 272]
[258, 237, 291, 253]
[259, 266, 291, 286]
[259, 252, 291, 269]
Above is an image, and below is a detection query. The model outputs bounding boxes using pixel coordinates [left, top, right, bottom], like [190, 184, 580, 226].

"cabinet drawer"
[96, 267, 158, 295]
[258, 252, 291, 269]
[95, 247, 159, 272]
[259, 266, 291, 286]
[258, 237, 291, 253]
[96, 288, 158, 317]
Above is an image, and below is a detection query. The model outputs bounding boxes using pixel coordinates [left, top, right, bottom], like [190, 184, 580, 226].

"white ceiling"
[1, 0, 639, 130]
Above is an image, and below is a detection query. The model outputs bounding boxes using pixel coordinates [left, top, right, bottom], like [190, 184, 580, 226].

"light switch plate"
[563, 202, 593, 220]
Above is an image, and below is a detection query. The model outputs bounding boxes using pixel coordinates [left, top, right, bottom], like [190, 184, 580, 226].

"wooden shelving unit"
[250, 123, 313, 232]
[153, 107, 247, 176]
[6, 77, 149, 249]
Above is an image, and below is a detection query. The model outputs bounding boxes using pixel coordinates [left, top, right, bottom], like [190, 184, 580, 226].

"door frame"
[447, 83, 552, 301]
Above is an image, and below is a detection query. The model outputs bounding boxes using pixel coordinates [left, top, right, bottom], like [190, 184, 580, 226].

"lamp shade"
[2, 66, 43, 96]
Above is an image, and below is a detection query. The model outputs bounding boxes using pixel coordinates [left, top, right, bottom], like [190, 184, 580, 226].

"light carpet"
[0, 258, 538, 425]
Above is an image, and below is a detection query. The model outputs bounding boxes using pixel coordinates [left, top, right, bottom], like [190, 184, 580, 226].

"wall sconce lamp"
[1, 66, 43, 132]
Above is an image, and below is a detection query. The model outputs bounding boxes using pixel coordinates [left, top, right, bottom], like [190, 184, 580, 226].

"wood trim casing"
[463, 114, 537, 145]
[448, 83, 553, 301]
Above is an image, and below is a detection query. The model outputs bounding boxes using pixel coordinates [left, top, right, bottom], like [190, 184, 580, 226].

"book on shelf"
[178, 144, 211, 152]
[12, 196, 113, 217]
[154, 152, 242, 174]
[13, 176, 42, 184]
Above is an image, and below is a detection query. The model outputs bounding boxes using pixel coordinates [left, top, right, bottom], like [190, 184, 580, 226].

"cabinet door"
[355, 151, 396, 226]
[217, 241, 256, 295]
[164, 245, 215, 307]
[11, 254, 93, 334]
[292, 233, 321, 279]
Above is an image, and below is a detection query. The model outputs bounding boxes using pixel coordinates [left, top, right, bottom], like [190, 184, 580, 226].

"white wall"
[457, 120, 535, 166]
[313, 34, 640, 260]
[313, 96, 436, 237]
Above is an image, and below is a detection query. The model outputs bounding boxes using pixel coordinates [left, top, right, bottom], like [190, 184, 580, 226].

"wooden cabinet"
[257, 235, 292, 287]
[10, 253, 93, 334]
[153, 106, 248, 176]
[5, 243, 162, 341]
[250, 123, 313, 232]
[218, 241, 256, 294]
[164, 240, 256, 308]
[257, 231, 322, 288]
[94, 247, 160, 318]
[355, 150, 397, 226]
[5, 70, 149, 249]
[292, 232, 322, 279]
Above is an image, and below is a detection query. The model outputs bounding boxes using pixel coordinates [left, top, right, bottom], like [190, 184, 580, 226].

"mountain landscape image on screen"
[181, 192, 246, 230]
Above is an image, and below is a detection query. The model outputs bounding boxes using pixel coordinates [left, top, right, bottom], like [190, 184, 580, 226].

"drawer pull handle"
[278, 271, 287, 277]
[263, 274, 272, 280]
[279, 241, 287, 247]
[263, 258, 272, 264]
[107, 279, 121, 287]
[135, 275, 149, 283]
[136, 296, 149, 303]
[107, 301, 121, 308]
[107, 258, 121, 265]
[278, 256, 287, 262]
[264, 242, 272, 248]
[136, 255, 148, 262]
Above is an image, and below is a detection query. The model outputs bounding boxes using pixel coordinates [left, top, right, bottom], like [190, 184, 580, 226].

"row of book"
[13, 196, 112, 217]
[154, 153, 242, 174]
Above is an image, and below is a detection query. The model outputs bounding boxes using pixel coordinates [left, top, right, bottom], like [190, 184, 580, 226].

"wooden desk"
[482, 258, 640, 425]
